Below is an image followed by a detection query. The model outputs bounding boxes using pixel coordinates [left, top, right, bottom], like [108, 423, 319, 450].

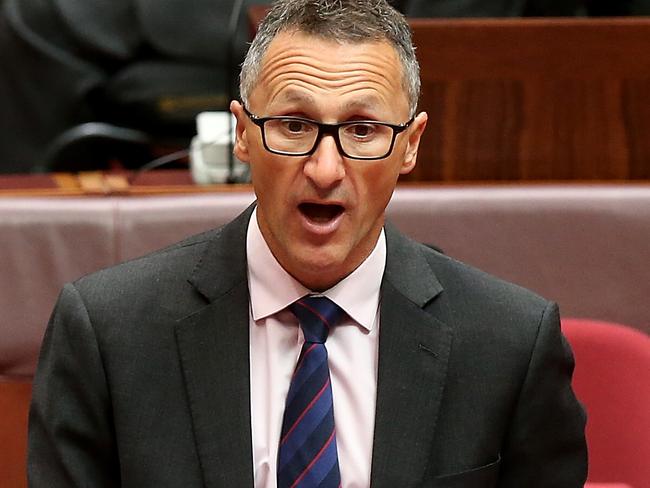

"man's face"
[231, 31, 427, 290]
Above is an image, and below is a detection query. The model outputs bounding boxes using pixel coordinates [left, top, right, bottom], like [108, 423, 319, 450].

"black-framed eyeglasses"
[243, 106, 413, 160]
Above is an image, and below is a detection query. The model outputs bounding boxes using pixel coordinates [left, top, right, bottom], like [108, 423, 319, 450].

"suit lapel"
[175, 206, 255, 488]
[370, 223, 454, 488]
[172, 209, 453, 487]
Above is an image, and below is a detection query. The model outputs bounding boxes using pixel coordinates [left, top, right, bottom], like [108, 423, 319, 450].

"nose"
[303, 134, 346, 189]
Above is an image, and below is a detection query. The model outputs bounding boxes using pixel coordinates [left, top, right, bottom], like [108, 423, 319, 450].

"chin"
[292, 246, 350, 289]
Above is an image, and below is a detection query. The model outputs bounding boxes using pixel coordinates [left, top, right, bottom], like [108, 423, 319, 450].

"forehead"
[249, 31, 409, 117]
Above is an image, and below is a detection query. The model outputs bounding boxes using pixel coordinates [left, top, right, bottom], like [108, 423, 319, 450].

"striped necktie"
[277, 296, 344, 488]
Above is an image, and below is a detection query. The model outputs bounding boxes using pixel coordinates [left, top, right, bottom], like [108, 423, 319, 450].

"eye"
[282, 119, 311, 134]
[347, 123, 377, 139]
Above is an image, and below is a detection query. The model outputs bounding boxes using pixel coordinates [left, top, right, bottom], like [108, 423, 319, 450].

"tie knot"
[289, 296, 345, 344]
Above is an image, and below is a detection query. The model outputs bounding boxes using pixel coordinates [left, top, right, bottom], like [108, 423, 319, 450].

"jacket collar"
[177, 208, 454, 487]
[370, 222, 454, 487]
[175, 205, 255, 487]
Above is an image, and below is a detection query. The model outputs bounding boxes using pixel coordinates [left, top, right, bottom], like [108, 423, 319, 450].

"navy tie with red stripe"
[277, 296, 344, 488]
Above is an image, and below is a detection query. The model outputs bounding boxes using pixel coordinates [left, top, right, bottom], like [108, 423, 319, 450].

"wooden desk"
[0, 170, 251, 197]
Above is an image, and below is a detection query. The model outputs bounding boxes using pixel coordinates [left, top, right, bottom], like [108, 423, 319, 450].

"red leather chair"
[587, 484, 633, 488]
[562, 319, 650, 488]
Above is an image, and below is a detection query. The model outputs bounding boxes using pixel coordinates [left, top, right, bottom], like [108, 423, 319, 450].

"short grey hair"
[239, 0, 420, 116]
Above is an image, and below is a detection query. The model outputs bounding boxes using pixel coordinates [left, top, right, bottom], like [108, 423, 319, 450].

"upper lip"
[298, 198, 346, 208]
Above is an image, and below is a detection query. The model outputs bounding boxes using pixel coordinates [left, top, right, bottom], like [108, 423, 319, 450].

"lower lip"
[298, 208, 345, 236]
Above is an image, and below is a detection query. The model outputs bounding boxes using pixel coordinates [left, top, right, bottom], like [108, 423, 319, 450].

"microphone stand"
[226, 0, 245, 183]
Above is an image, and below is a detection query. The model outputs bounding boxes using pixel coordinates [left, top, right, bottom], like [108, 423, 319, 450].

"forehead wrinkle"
[254, 34, 408, 115]
[265, 77, 396, 113]
[260, 50, 400, 83]
[259, 63, 402, 108]
[266, 70, 397, 93]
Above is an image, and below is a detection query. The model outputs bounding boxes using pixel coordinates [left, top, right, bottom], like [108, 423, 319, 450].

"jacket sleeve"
[498, 302, 588, 487]
[28, 283, 120, 487]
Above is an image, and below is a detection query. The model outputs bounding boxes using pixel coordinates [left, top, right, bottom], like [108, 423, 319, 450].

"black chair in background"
[0, 0, 270, 174]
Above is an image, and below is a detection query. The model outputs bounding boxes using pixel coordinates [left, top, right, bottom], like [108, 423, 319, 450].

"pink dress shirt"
[246, 208, 385, 488]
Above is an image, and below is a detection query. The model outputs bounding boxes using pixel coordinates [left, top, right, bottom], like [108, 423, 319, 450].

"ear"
[400, 111, 428, 175]
[230, 100, 251, 164]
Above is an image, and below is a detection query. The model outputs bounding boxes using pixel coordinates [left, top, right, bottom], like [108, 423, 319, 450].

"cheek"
[354, 165, 399, 214]
[370, 157, 403, 189]
[250, 157, 298, 207]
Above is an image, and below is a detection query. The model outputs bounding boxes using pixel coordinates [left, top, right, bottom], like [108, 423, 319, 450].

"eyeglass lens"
[263, 119, 395, 158]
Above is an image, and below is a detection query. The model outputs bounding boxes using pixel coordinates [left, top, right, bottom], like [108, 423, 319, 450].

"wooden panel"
[623, 79, 650, 179]
[408, 18, 650, 181]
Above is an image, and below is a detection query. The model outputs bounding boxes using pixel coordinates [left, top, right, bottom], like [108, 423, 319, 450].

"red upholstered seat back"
[0, 379, 31, 488]
[562, 319, 650, 488]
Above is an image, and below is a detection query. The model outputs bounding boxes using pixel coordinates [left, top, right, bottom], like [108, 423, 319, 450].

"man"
[28, 0, 587, 486]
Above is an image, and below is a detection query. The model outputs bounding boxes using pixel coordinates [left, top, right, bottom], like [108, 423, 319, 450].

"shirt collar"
[246, 208, 385, 331]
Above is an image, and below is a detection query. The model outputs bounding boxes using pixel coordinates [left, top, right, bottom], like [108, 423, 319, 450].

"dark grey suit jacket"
[28, 205, 587, 487]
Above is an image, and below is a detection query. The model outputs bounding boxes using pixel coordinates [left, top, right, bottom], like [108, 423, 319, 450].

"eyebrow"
[272, 91, 316, 107]
[342, 97, 383, 113]
[270, 91, 388, 120]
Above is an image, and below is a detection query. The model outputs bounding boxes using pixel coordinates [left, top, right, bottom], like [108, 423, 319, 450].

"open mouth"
[298, 202, 345, 224]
